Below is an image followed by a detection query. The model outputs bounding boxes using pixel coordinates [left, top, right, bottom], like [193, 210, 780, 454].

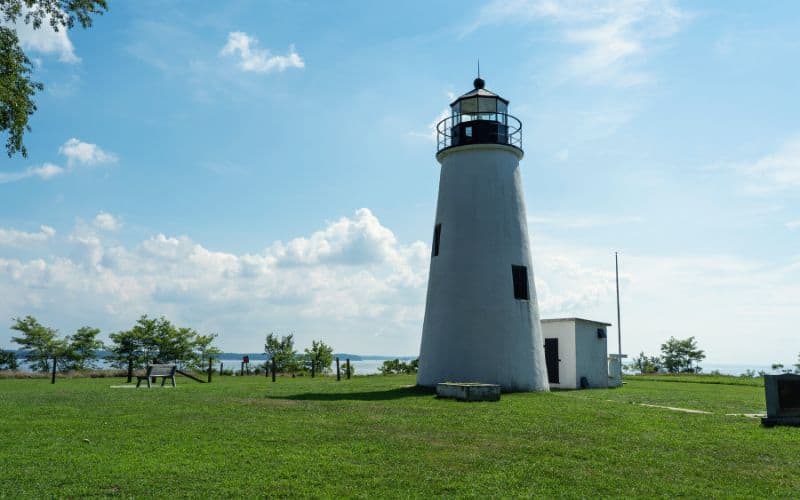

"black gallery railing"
[436, 112, 522, 153]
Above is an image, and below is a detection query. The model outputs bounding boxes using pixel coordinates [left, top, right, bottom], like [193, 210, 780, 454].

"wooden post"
[207, 358, 213, 383]
[271, 358, 276, 383]
[220, 362, 224, 376]
[127, 357, 133, 383]
[336, 357, 341, 381]
[346, 358, 351, 380]
[51, 357, 56, 384]
[311, 357, 315, 378]
[241, 362, 244, 376]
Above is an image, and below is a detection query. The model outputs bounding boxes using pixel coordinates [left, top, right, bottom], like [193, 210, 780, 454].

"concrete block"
[436, 382, 501, 402]
[762, 374, 800, 426]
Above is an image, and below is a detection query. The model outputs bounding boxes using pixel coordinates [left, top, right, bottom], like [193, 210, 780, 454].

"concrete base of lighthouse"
[417, 144, 550, 393]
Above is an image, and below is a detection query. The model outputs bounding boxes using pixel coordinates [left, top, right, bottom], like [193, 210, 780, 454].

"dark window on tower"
[432, 224, 442, 257]
[512, 265, 529, 300]
[597, 328, 607, 339]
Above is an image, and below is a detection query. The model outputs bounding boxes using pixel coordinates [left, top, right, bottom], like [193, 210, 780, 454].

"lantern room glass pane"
[460, 97, 478, 114]
[497, 100, 507, 114]
[478, 97, 497, 113]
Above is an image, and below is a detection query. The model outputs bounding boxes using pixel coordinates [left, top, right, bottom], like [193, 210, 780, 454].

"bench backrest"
[146, 364, 177, 377]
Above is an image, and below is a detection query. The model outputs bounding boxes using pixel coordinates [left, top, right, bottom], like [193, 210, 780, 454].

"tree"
[631, 351, 662, 374]
[108, 329, 147, 382]
[10, 315, 58, 371]
[1, 0, 108, 157]
[378, 358, 419, 375]
[63, 326, 102, 370]
[0, 349, 18, 370]
[192, 333, 221, 370]
[264, 333, 297, 373]
[304, 340, 333, 375]
[772, 363, 784, 373]
[660, 336, 706, 373]
[795, 353, 800, 374]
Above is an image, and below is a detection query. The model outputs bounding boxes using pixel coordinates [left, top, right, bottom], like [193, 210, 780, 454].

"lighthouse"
[417, 77, 550, 392]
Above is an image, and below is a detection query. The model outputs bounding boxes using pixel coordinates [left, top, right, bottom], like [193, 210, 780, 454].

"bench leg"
[171, 376, 176, 387]
[147, 377, 151, 388]
[136, 377, 142, 388]
[161, 377, 167, 387]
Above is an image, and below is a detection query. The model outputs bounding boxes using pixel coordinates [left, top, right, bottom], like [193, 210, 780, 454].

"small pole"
[127, 357, 133, 383]
[346, 358, 351, 380]
[336, 357, 341, 381]
[51, 357, 57, 384]
[220, 362, 224, 376]
[241, 362, 244, 377]
[615, 252, 622, 357]
[207, 358, 213, 383]
[271, 358, 276, 383]
[311, 356, 315, 378]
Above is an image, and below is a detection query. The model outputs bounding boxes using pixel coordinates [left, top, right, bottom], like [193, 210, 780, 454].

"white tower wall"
[417, 144, 550, 392]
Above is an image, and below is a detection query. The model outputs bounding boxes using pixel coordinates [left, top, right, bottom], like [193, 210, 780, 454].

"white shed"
[541, 318, 611, 389]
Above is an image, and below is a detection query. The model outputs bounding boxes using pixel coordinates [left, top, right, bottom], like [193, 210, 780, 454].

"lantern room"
[436, 78, 522, 153]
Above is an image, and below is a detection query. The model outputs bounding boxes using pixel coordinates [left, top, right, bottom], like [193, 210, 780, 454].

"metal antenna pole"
[477, 59, 480, 78]
[615, 252, 622, 357]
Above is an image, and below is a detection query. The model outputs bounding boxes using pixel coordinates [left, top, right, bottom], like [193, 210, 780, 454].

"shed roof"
[541, 317, 612, 327]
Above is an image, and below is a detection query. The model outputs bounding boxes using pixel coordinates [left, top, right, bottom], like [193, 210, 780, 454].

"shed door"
[544, 338, 559, 384]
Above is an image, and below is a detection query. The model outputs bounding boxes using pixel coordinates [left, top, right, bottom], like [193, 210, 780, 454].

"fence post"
[51, 357, 56, 384]
[336, 357, 341, 381]
[271, 358, 276, 383]
[346, 358, 351, 380]
[207, 358, 212, 383]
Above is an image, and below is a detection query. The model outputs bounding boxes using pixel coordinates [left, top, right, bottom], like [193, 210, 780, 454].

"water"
[12, 358, 786, 377]
[12, 357, 389, 375]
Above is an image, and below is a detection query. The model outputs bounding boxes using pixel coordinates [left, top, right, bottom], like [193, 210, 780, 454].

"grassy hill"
[0, 374, 795, 497]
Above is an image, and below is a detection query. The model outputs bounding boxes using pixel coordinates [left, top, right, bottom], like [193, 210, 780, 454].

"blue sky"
[1, 0, 799, 365]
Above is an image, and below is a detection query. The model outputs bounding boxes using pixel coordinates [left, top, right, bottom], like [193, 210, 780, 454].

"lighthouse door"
[544, 338, 559, 384]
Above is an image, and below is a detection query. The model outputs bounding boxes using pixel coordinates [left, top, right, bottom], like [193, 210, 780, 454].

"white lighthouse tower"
[417, 77, 549, 392]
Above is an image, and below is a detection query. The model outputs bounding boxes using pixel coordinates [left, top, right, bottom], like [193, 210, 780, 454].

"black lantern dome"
[436, 78, 522, 153]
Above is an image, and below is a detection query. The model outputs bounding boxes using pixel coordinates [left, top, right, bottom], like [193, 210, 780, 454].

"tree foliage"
[0, 0, 107, 157]
[378, 358, 419, 375]
[10, 315, 59, 371]
[62, 326, 103, 370]
[0, 349, 18, 370]
[660, 336, 706, 373]
[108, 315, 219, 370]
[264, 333, 298, 373]
[304, 340, 334, 374]
[631, 351, 662, 374]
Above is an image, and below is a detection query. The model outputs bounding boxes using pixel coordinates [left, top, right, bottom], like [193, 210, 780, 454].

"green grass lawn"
[0, 374, 796, 497]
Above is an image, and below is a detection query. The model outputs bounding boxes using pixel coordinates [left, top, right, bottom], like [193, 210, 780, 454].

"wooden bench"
[136, 364, 177, 388]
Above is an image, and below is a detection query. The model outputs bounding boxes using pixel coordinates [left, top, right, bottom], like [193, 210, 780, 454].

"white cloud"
[93, 212, 122, 232]
[220, 32, 304, 73]
[2, 208, 798, 364]
[0, 225, 56, 246]
[741, 134, 800, 192]
[0, 209, 428, 354]
[555, 149, 570, 161]
[0, 138, 115, 185]
[786, 220, 800, 230]
[408, 92, 456, 143]
[10, 8, 80, 63]
[467, 0, 688, 87]
[58, 138, 117, 167]
[0, 163, 65, 184]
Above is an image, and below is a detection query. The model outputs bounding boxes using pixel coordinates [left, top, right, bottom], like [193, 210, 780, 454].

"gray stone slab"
[436, 382, 501, 402]
[764, 374, 800, 419]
